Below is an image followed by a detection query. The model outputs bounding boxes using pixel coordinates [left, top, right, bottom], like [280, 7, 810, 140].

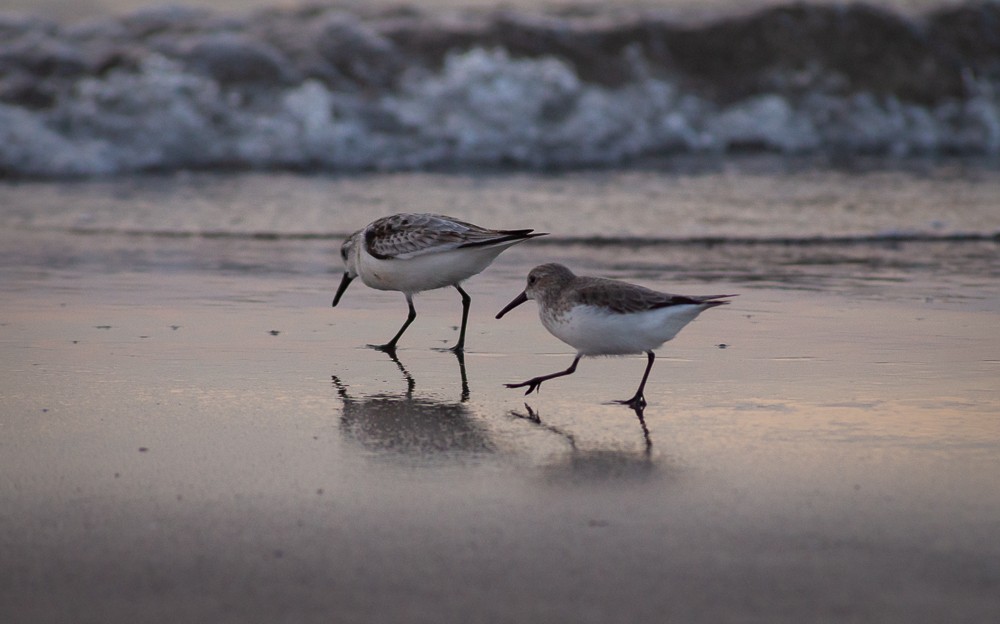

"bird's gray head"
[339, 232, 360, 278]
[523, 263, 575, 300]
[496, 263, 575, 319]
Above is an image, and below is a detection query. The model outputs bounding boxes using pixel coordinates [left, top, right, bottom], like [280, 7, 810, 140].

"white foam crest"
[386, 48, 583, 165]
[384, 48, 722, 166]
[0, 104, 117, 176]
[1, 46, 999, 177]
[713, 95, 821, 152]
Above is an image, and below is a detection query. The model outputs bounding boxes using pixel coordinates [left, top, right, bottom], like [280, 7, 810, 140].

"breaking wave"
[1, 2, 999, 177]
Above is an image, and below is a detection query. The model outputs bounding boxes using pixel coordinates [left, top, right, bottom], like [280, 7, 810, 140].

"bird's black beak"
[332, 273, 355, 307]
[496, 291, 528, 319]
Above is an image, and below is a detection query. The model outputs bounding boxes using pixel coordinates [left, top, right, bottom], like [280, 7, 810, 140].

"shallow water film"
[2, 158, 999, 623]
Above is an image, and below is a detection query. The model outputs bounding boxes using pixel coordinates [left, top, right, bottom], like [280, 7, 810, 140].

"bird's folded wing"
[366, 213, 528, 259]
[575, 278, 706, 314]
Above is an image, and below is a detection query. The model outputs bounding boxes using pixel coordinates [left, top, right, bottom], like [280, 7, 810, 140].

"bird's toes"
[505, 379, 543, 394]
[369, 343, 398, 355]
[615, 395, 647, 410]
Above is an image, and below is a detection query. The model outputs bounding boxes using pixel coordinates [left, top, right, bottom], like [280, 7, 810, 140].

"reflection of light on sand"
[647, 387, 1000, 533]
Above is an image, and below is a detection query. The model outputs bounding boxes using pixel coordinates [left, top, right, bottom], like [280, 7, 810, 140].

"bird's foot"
[505, 378, 543, 396]
[368, 343, 399, 355]
[615, 393, 647, 411]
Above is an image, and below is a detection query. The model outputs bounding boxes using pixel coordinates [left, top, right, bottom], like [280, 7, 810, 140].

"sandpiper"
[333, 213, 546, 353]
[496, 263, 734, 409]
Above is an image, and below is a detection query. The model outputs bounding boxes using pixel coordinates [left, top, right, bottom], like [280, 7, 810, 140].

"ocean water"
[2, 157, 998, 295]
[2, 156, 998, 310]
[1, 1, 999, 176]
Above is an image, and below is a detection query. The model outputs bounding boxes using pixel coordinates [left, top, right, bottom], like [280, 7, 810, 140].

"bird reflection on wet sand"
[332, 351, 494, 461]
[509, 404, 661, 483]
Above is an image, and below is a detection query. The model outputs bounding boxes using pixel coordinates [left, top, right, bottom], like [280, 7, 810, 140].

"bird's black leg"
[372, 294, 416, 353]
[451, 284, 472, 353]
[616, 351, 655, 410]
[505, 355, 582, 396]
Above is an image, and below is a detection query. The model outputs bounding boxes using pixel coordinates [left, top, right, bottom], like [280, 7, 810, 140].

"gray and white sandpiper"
[496, 263, 734, 409]
[333, 213, 546, 353]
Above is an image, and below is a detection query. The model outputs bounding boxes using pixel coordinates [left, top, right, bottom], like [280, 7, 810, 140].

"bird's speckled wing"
[364, 213, 536, 260]
[572, 277, 731, 314]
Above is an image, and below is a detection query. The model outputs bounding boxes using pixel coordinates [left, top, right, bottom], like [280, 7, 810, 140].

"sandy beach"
[2, 167, 999, 622]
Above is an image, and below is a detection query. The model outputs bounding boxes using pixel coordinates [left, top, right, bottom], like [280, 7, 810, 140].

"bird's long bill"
[496, 291, 528, 319]
[332, 273, 355, 307]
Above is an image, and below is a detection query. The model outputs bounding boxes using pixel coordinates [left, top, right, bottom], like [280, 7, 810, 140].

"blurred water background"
[1, 0, 998, 176]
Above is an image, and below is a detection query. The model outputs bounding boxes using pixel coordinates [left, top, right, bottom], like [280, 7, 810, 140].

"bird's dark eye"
[527, 275, 536, 285]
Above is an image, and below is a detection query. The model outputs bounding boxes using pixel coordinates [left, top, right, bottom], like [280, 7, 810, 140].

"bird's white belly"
[543, 304, 704, 355]
[358, 246, 503, 293]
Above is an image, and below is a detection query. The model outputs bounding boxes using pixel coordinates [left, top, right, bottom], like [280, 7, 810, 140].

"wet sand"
[2, 226, 999, 623]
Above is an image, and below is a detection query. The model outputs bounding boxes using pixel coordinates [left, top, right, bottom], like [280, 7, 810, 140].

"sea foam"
[1, 2, 998, 176]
